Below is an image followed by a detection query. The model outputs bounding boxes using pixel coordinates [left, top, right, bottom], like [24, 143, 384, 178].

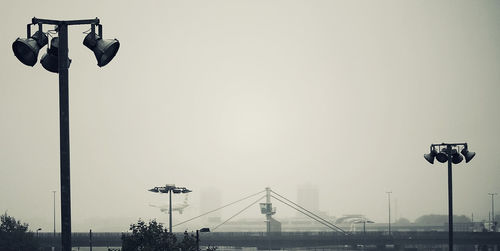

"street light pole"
[57, 23, 72, 251]
[169, 189, 173, 233]
[386, 191, 392, 235]
[446, 145, 453, 251]
[52, 190, 56, 248]
[12, 18, 119, 251]
[489, 193, 497, 231]
[147, 184, 192, 234]
[424, 142, 475, 251]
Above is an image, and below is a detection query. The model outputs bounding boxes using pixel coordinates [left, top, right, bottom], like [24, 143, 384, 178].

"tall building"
[200, 187, 222, 224]
[296, 183, 320, 216]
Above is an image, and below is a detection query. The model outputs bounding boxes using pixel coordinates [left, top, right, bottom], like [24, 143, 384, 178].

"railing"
[37, 231, 500, 248]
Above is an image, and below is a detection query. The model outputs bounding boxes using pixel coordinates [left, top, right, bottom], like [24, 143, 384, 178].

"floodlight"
[41, 37, 72, 73]
[451, 150, 463, 164]
[424, 148, 438, 164]
[12, 30, 48, 66]
[436, 149, 449, 163]
[83, 33, 120, 67]
[461, 148, 476, 163]
[148, 187, 159, 193]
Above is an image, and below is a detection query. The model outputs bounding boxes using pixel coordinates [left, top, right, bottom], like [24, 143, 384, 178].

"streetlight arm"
[431, 143, 468, 148]
[32, 17, 100, 26]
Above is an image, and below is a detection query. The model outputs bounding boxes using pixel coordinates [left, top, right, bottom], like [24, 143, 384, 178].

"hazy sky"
[1, 0, 500, 232]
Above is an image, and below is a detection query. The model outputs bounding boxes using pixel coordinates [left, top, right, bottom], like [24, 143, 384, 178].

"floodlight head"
[461, 148, 476, 163]
[182, 189, 192, 193]
[424, 148, 438, 164]
[12, 30, 48, 66]
[41, 37, 72, 73]
[435, 149, 449, 163]
[83, 32, 120, 67]
[451, 149, 463, 164]
[148, 187, 159, 193]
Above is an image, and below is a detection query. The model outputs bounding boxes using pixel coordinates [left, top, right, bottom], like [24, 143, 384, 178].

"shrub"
[0, 212, 39, 251]
[122, 219, 200, 251]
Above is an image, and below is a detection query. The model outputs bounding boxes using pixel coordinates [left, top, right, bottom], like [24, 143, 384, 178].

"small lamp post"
[353, 219, 374, 235]
[386, 191, 392, 235]
[197, 227, 210, 250]
[36, 228, 42, 238]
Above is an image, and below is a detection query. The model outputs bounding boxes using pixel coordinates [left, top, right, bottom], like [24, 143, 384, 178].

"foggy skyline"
[1, 0, 500, 232]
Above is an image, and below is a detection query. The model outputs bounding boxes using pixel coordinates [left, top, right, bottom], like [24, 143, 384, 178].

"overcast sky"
[1, 0, 500, 232]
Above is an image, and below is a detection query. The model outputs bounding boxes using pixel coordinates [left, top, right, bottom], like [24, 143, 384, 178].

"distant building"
[200, 187, 222, 224]
[296, 183, 320, 216]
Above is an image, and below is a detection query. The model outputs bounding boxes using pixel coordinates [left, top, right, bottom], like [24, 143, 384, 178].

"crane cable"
[212, 195, 266, 231]
[173, 189, 266, 227]
[269, 195, 345, 234]
[271, 190, 347, 234]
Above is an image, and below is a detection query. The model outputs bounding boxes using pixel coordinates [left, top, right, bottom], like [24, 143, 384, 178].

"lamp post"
[424, 142, 475, 251]
[489, 193, 497, 231]
[12, 17, 119, 251]
[148, 184, 192, 233]
[354, 219, 374, 235]
[36, 228, 42, 238]
[196, 227, 210, 250]
[386, 191, 392, 235]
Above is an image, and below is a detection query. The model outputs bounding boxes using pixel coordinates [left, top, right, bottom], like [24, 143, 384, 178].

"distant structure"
[260, 187, 281, 232]
[297, 183, 320, 216]
[200, 187, 222, 224]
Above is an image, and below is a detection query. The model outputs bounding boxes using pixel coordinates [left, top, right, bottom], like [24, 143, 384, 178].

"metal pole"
[196, 230, 199, 251]
[52, 190, 56, 250]
[89, 229, 92, 251]
[447, 144, 453, 251]
[57, 23, 72, 251]
[169, 189, 172, 233]
[53, 191, 56, 236]
[266, 187, 271, 234]
[386, 191, 392, 235]
[489, 193, 497, 230]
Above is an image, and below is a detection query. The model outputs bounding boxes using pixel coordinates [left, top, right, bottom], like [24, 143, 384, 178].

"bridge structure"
[38, 231, 500, 249]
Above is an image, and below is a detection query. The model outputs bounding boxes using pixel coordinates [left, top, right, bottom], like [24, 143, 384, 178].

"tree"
[394, 217, 411, 225]
[415, 214, 471, 225]
[122, 219, 203, 251]
[0, 212, 39, 251]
